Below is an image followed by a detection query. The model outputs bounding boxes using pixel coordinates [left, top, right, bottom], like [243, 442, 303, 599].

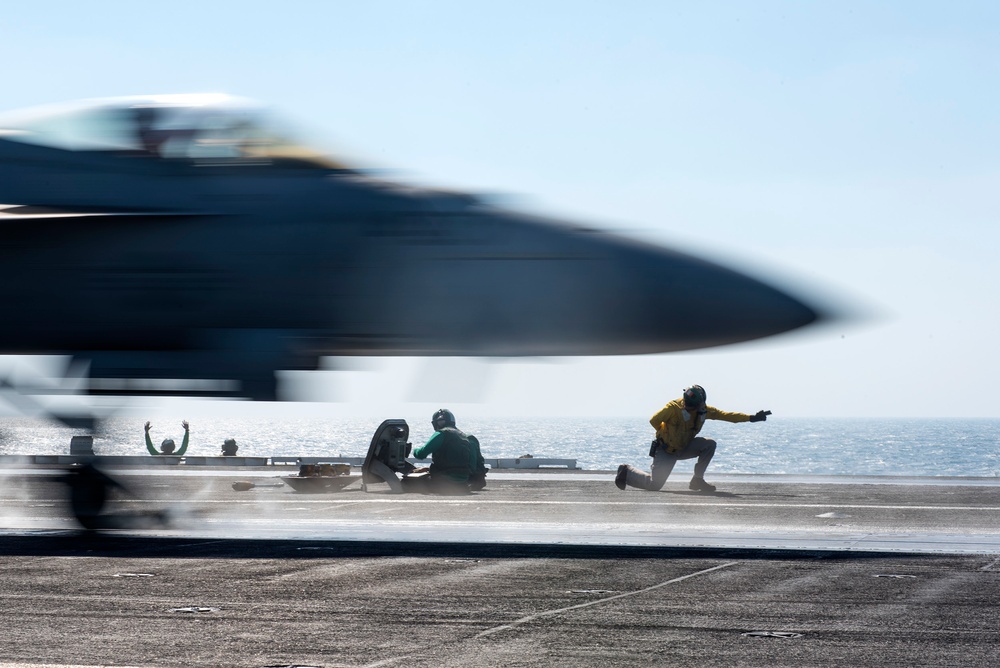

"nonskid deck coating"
[3, 469, 1000, 666]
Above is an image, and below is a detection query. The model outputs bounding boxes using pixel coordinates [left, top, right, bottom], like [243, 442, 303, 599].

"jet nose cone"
[620, 244, 820, 352]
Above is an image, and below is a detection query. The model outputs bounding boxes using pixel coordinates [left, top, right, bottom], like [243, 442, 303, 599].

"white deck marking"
[980, 557, 1000, 571]
[475, 561, 739, 638]
[0, 664, 145, 668]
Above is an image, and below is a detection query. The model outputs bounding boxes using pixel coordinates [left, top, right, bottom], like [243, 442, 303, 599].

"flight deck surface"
[1, 469, 999, 667]
[5, 468, 1000, 554]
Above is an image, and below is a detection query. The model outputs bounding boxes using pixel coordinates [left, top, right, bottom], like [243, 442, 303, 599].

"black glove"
[749, 410, 771, 423]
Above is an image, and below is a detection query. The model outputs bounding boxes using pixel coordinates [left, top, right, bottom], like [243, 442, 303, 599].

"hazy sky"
[2, 2, 997, 419]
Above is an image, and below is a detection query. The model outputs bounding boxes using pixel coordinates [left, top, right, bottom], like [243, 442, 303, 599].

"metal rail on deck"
[0, 454, 578, 469]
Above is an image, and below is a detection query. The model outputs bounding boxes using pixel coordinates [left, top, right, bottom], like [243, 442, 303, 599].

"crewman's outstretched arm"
[176, 421, 190, 456]
[144, 422, 158, 456]
[413, 432, 443, 460]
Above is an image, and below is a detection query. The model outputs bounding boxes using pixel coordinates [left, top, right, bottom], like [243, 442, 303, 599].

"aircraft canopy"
[0, 94, 342, 167]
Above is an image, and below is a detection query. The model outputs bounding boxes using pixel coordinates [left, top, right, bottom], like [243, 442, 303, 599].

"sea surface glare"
[1, 417, 998, 477]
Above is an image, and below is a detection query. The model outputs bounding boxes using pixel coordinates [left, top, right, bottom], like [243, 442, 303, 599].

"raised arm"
[144, 421, 158, 455]
[175, 420, 190, 456]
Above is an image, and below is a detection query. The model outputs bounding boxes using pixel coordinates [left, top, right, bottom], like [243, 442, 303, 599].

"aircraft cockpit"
[0, 93, 344, 168]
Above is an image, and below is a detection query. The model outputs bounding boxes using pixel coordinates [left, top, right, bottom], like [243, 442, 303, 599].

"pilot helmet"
[160, 438, 176, 454]
[683, 385, 707, 408]
[431, 408, 456, 431]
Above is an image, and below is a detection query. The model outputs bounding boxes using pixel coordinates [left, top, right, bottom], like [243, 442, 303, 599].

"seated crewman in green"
[410, 409, 486, 494]
[144, 420, 190, 456]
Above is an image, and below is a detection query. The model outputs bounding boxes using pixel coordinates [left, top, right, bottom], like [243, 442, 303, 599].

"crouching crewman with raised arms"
[145, 420, 190, 456]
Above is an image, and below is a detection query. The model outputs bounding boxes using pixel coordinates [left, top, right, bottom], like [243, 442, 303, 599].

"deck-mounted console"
[361, 419, 416, 493]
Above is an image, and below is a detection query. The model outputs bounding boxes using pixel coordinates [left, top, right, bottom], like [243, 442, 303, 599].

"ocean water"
[1, 416, 998, 477]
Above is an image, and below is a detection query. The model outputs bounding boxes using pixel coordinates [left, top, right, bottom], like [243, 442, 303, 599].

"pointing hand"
[749, 410, 771, 423]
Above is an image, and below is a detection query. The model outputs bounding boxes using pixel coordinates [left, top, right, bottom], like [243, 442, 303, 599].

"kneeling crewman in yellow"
[145, 420, 190, 456]
[615, 385, 769, 493]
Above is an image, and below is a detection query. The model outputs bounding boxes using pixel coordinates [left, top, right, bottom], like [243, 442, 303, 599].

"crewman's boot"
[615, 464, 628, 490]
[689, 477, 716, 493]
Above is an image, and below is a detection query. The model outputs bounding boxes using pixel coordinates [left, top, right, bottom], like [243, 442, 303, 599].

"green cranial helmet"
[431, 408, 456, 430]
[683, 385, 707, 408]
[160, 438, 176, 454]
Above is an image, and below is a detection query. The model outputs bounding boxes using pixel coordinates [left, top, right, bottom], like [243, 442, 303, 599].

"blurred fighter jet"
[0, 94, 821, 402]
